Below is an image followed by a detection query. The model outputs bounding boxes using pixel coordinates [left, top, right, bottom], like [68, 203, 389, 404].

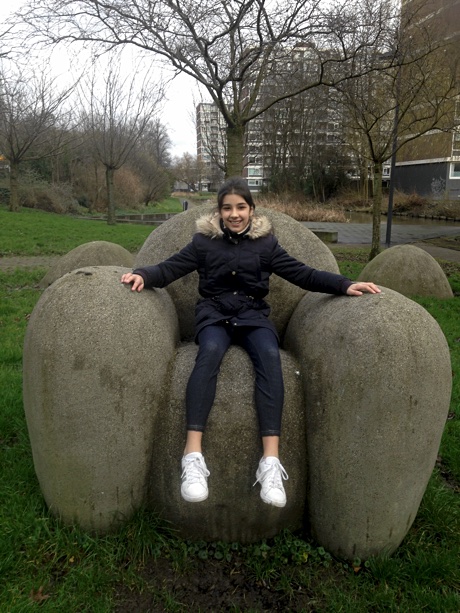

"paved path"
[303, 221, 460, 263]
[409, 243, 460, 262]
[303, 221, 460, 245]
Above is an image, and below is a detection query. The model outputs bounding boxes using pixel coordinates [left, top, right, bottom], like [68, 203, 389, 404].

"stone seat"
[23, 208, 452, 560]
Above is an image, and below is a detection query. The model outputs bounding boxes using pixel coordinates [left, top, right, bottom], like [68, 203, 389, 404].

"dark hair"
[217, 177, 255, 210]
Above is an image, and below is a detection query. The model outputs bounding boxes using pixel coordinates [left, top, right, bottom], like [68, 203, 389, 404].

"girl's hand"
[346, 282, 381, 296]
[121, 273, 145, 292]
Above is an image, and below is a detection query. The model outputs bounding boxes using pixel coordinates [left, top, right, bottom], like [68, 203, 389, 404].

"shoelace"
[253, 461, 288, 489]
[181, 457, 210, 484]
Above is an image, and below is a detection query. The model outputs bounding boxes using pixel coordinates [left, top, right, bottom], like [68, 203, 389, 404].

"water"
[347, 211, 460, 227]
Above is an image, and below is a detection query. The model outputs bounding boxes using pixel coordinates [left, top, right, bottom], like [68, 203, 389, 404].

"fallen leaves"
[29, 586, 50, 603]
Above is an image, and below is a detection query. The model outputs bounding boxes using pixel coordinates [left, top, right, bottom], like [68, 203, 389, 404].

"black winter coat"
[133, 212, 353, 339]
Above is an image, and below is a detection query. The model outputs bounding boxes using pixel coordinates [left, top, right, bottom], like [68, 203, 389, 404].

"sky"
[0, 0, 199, 157]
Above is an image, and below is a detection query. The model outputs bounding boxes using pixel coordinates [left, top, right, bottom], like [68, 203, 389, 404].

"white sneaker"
[254, 456, 288, 507]
[181, 452, 210, 502]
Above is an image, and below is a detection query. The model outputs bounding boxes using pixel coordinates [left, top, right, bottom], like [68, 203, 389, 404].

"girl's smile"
[220, 194, 254, 232]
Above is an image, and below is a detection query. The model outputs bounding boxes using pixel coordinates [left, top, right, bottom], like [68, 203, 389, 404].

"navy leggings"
[186, 324, 284, 436]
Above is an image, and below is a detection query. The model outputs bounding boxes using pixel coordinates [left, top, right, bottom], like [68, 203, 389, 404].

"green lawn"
[0, 209, 459, 611]
[116, 196, 185, 215]
[0, 206, 164, 256]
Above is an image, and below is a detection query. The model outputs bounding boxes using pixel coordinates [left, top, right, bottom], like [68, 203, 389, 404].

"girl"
[121, 177, 380, 508]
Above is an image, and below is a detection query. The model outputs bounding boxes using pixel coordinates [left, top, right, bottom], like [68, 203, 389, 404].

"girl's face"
[220, 193, 254, 232]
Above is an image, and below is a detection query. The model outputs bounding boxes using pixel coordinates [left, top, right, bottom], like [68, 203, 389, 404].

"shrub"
[334, 186, 372, 210]
[0, 187, 10, 204]
[392, 190, 430, 213]
[255, 194, 348, 222]
[113, 166, 144, 210]
[20, 182, 82, 215]
[435, 201, 460, 219]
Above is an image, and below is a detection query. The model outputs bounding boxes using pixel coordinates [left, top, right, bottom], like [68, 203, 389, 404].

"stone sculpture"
[23, 208, 452, 560]
[357, 244, 453, 299]
[39, 240, 134, 288]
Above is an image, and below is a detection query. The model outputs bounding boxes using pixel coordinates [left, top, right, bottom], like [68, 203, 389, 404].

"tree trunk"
[369, 161, 383, 261]
[360, 161, 368, 202]
[226, 123, 245, 177]
[106, 166, 116, 225]
[9, 161, 20, 212]
[92, 161, 100, 214]
[52, 154, 59, 183]
[310, 163, 317, 201]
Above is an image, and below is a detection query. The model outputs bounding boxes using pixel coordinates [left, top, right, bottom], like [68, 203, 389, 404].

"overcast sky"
[0, 0, 199, 157]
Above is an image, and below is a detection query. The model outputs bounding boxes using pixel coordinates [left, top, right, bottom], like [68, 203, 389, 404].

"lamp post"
[385, 98, 399, 248]
[385, 38, 402, 249]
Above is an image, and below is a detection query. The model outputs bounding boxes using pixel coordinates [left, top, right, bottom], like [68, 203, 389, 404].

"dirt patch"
[0, 255, 60, 271]
[113, 555, 336, 612]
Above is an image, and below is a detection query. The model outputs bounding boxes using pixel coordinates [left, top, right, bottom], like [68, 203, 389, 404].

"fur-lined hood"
[195, 211, 272, 240]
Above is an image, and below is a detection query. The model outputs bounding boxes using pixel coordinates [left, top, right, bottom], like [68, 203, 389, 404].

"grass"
[0, 209, 459, 611]
[116, 196, 184, 215]
[172, 191, 214, 203]
[0, 205, 166, 256]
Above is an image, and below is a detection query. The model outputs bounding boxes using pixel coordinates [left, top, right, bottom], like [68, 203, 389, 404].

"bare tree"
[22, 0, 404, 176]
[255, 82, 350, 198]
[80, 56, 164, 224]
[136, 119, 172, 168]
[0, 26, 14, 60]
[0, 64, 76, 211]
[132, 152, 172, 206]
[132, 120, 173, 205]
[337, 18, 460, 259]
[0, 8, 21, 60]
[172, 153, 204, 192]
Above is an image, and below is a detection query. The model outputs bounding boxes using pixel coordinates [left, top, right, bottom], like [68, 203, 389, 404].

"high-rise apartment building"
[196, 102, 226, 191]
[196, 45, 348, 192]
[196, 94, 349, 193]
[242, 43, 349, 192]
[197, 94, 350, 192]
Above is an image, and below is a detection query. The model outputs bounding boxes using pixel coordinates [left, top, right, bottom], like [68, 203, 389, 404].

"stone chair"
[23, 208, 452, 560]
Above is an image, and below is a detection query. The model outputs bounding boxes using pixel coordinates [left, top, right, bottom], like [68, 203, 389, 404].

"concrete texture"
[135, 206, 340, 341]
[148, 344, 307, 543]
[357, 244, 454, 298]
[39, 241, 134, 288]
[23, 266, 179, 532]
[285, 288, 452, 560]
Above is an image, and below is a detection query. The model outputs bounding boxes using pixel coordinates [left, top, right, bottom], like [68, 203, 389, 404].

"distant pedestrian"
[121, 177, 380, 508]
[183, 200, 189, 211]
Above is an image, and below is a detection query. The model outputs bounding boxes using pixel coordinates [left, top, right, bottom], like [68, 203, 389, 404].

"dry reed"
[255, 195, 348, 222]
